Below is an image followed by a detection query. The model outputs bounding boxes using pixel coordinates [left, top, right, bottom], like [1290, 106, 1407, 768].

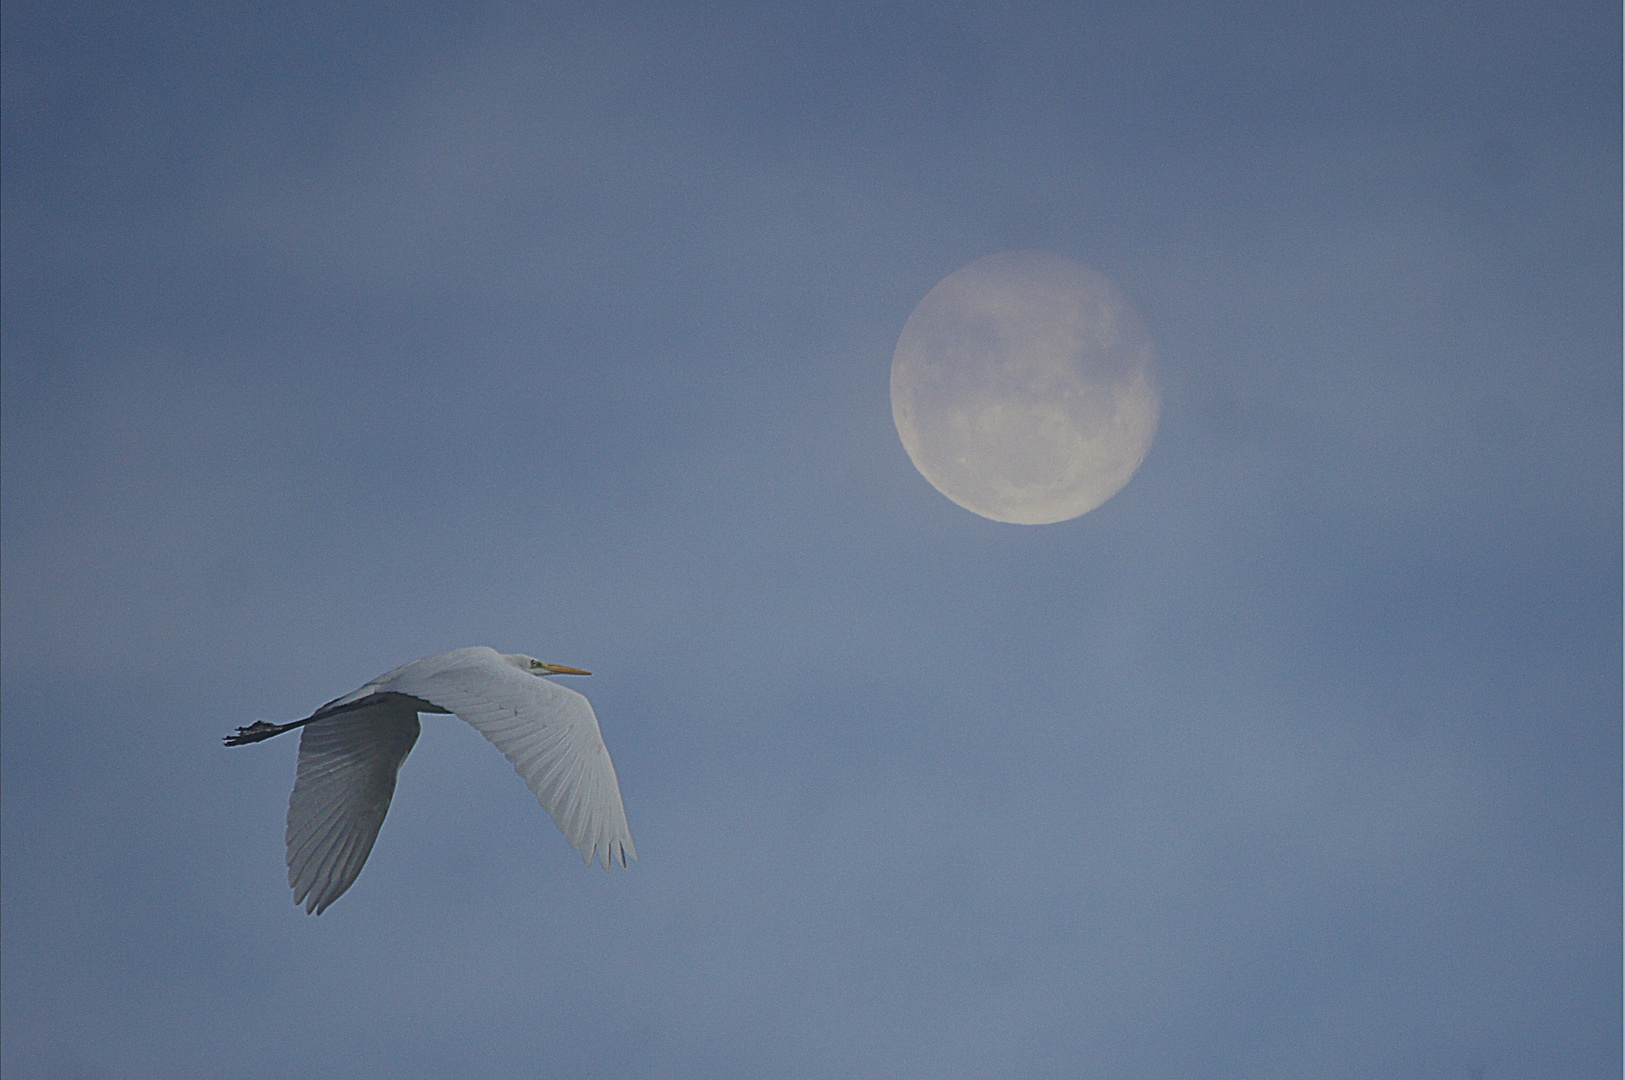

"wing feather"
[284, 701, 421, 914]
[376, 651, 636, 869]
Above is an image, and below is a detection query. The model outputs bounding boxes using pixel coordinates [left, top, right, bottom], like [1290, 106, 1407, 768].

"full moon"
[890, 251, 1160, 525]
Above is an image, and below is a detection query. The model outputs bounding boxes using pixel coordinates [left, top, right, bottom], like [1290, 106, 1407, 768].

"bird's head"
[503, 653, 591, 678]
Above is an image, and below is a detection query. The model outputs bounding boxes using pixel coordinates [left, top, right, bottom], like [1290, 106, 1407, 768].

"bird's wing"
[380, 654, 636, 869]
[302, 648, 500, 720]
[285, 699, 421, 914]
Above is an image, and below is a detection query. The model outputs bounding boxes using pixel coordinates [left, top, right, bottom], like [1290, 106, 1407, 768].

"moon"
[890, 251, 1160, 525]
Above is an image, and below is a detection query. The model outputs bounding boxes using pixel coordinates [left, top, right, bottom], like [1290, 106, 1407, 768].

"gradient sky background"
[2, 3, 1619, 1078]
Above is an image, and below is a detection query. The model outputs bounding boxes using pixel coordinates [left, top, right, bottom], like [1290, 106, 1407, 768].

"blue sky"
[2, 3, 1619, 1078]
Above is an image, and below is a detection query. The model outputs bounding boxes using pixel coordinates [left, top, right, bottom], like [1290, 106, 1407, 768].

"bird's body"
[227, 647, 634, 913]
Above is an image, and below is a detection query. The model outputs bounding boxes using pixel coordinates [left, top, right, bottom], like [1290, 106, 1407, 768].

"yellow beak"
[538, 662, 591, 676]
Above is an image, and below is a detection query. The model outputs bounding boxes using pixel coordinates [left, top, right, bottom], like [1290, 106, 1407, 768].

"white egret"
[226, 646, 635, 914]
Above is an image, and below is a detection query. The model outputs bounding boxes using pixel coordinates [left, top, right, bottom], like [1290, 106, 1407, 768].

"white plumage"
[227, 647, 635, 914]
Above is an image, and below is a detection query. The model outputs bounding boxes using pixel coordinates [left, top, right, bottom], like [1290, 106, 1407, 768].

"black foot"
[224, 721, 290, 746]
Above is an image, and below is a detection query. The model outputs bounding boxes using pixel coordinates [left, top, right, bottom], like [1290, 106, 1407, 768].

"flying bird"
[226, 646, 635, 914]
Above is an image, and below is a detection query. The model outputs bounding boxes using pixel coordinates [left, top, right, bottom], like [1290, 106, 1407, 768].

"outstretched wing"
[285, 700, 421, 914]
[380, 652, 635, 869]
